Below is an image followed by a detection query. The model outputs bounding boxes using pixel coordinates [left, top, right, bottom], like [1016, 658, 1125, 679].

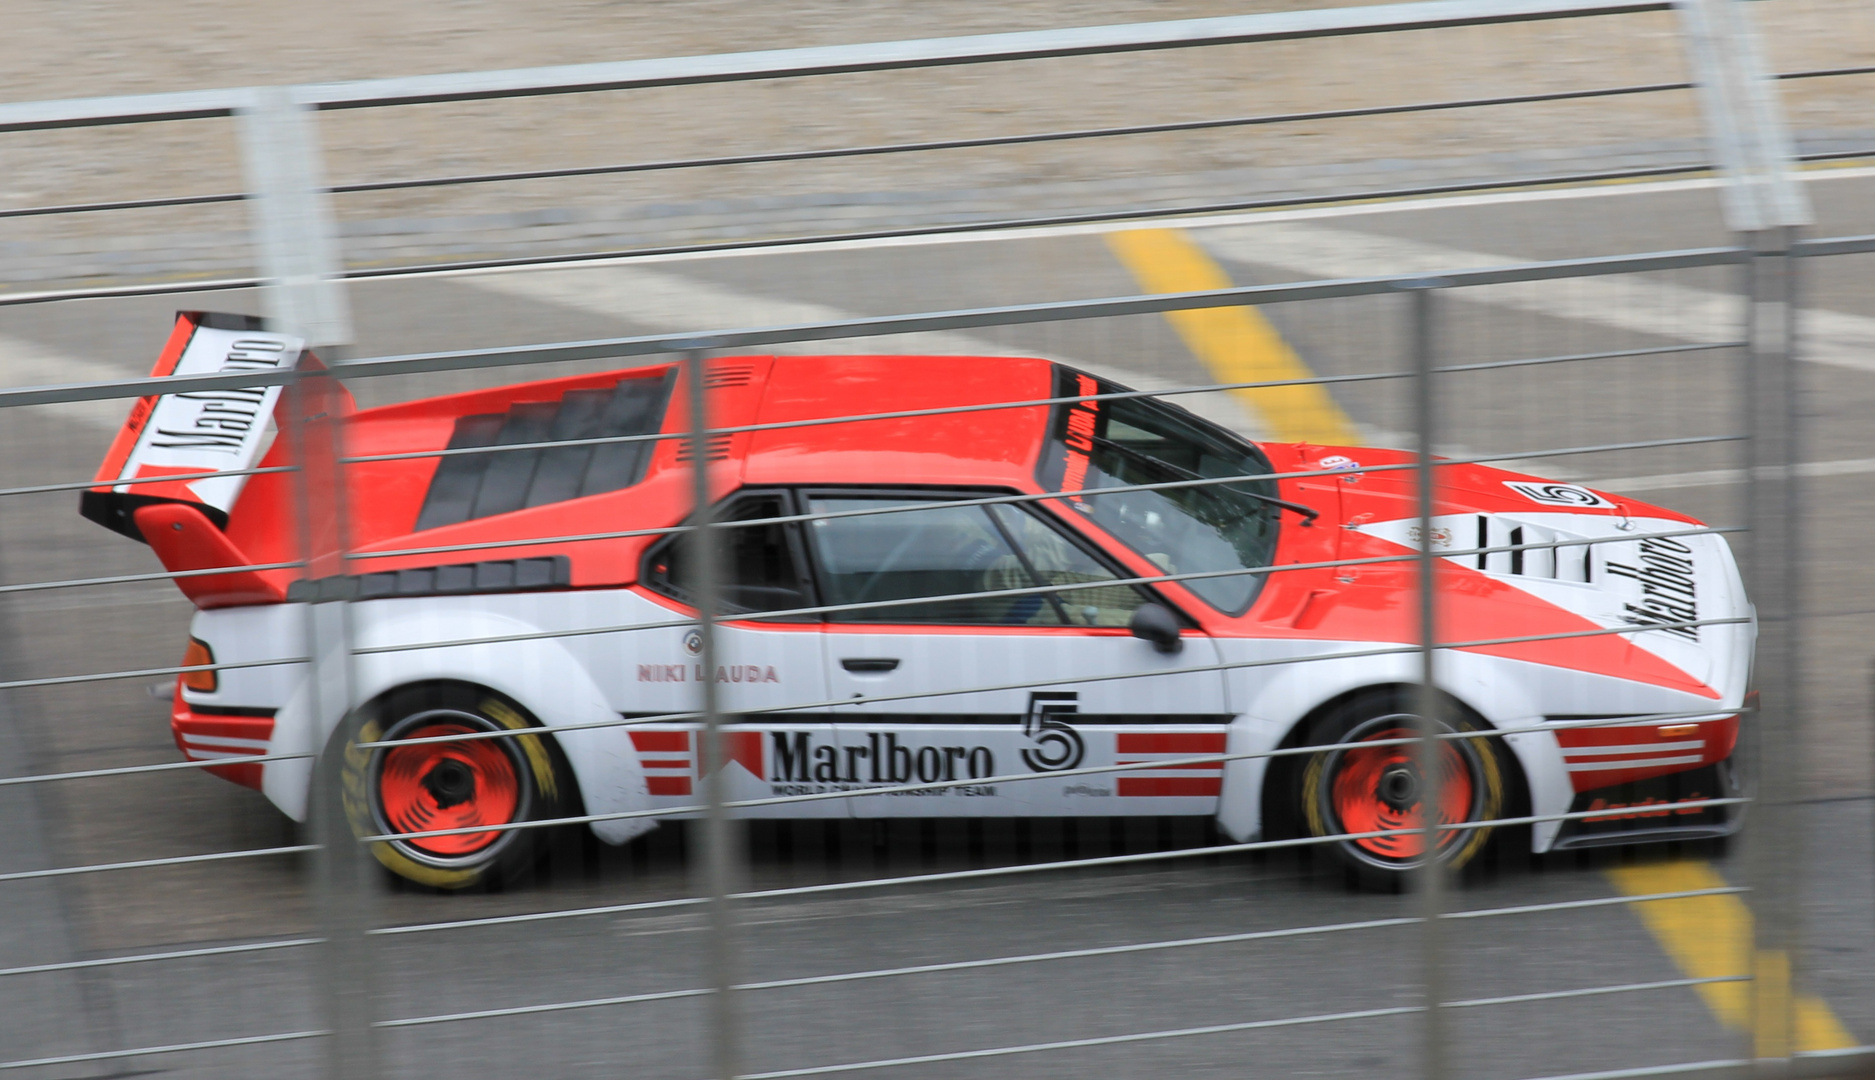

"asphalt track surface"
[1, 172, 1873, 1078]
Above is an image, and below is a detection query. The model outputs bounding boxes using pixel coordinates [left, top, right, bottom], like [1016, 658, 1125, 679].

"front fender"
[262, 604, 653, 845]
[1213, 642, 1568, 850]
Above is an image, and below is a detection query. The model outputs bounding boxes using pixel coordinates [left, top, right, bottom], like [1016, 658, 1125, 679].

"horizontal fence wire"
[0, 463, 299, 501]
[0, 513, 1738, 696]
[0, 808, 1753, 1022]
[0, 338, 1737, 515]
[0, 0, 1677, 131]
[0, 752, 318, 789]
[376, 796, 1748, 938]
[0, 81, 1707, 221]
[0, 655, 309, 694]
[0, 246, 1755, 399]
[0, 700, 1730, 804]
[0, 1030, 327, 1073]
[0, 166, 1845, 309]
[1512, 1048, 1875, 1080]
[0, 562, 305, 598]
[343, 437, 1740, 565]
[0, 938, 320, 979]
[728, 978, 1743, 1080]
[0, 845, 314, 884]
[380, 886, 1747, 1028]
[350, 611, 1749, 751]
[361, 708, 1744, 843]
[0, 886, 1744, 996]
[0, 455, 1736, 601]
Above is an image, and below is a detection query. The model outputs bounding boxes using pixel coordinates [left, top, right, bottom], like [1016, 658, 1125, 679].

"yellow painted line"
[1104, 228, 1361, 446]
[1606, 860, 1856, 1054]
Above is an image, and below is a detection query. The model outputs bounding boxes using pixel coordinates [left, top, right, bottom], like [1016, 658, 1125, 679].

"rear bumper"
[171, 687, 276, 791]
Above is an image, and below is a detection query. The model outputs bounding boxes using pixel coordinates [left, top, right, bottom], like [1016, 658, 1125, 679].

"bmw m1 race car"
[85, 311, 1751, 889]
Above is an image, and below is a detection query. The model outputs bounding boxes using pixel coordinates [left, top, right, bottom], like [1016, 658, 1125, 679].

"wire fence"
[0, 1, 1870, 1077]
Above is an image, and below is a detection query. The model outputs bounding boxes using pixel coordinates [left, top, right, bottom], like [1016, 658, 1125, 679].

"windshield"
[1036, 368, 1281, 614]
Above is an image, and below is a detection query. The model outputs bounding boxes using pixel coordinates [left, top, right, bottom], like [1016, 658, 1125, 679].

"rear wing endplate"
[81, 311, 308, 542]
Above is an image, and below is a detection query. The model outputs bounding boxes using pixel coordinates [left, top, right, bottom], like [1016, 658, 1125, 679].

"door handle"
[841, 658, 900, 673]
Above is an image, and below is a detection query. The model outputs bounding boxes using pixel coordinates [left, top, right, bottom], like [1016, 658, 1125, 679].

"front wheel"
[334, 684, 569, 890]
[1297, 692, 1507, 889]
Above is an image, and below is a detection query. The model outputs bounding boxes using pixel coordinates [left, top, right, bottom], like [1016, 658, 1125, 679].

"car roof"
[741, 354, 1057, 490]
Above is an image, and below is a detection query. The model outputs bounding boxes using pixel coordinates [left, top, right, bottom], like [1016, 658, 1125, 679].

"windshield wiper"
[1088, 435, 1320, 527]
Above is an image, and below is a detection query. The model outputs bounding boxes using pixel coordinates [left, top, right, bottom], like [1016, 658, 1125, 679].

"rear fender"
[263, 607, 653, 844]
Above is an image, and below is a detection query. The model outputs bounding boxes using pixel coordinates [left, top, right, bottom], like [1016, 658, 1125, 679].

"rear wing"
[81, 311, 309, 542]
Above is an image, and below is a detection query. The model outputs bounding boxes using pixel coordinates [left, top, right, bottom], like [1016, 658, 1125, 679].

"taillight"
[181, 638, 217, 693]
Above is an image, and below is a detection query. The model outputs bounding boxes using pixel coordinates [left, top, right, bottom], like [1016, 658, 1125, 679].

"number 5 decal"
[1021, 692, 1085, 772]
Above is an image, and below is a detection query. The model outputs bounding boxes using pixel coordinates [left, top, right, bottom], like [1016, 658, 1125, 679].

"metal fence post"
[686, 344, 743, 1080]
[238, 85, 373, 1080]
[1676, 1, 1813, 1070]
[1407, 279, 1450, 1080]
[1742, 226, 1804, 1070]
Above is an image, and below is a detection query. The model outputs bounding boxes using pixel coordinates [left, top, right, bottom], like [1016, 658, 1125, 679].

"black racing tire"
[1296, 689, 1508, 891]
[332, 683, 570, 891]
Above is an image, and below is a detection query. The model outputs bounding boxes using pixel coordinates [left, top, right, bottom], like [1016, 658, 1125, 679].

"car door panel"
[803, 490, 1232, 818]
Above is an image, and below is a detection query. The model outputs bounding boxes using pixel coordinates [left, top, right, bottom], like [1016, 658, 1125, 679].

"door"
[800, 490, 1232, 818]
[633, 490, 838, 817]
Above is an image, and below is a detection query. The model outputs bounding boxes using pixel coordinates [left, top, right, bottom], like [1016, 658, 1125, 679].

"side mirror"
[1129, 602, 1184, 654]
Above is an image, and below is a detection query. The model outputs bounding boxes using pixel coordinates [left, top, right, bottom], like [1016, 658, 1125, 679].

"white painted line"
[1594, 456, 1875, 493]
[0, 335, 139, 428]
[464, 263, 1269, 439]
[1194, 220, 1875, 376]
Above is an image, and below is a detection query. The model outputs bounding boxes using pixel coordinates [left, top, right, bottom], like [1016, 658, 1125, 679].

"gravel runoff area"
[0, 0, 1871, 289]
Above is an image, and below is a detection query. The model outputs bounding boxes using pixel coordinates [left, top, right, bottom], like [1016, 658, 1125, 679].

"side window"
[805, 494, 1148, 627]
[643, 493, 814, 619]
[986, 503, 1146, 627]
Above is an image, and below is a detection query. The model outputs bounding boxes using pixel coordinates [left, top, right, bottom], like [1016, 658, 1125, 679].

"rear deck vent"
[705, 365, 755, 388]
[287, 555, 572, 602]
[413, 370, 675, 532]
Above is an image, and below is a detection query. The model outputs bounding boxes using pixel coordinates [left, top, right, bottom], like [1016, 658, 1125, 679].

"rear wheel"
[336, 684, 568, 890]
[1297, 691, 1507, 890]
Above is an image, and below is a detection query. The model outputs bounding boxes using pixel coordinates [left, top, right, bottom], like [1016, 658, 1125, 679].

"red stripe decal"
[1116, 777, 1222, 797]
[1115, 733, 1226, 754]
[645, 776, 692, 796]
[631, 731, 690, 753]
[1116, 759, 1221, 771]
[640, 759, 691, 770]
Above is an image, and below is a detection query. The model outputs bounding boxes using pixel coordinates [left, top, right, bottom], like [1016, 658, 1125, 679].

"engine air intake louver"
[414, 371, 675, 532]
[1473, 514, 1591, 583]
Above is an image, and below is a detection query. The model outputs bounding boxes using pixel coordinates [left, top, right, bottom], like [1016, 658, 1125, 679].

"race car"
[84, 311, 1751, 890]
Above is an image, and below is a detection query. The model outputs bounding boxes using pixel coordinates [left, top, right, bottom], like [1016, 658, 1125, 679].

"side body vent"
[414, 371, 674, 532]
[705, 365, 755, 388]
[287, 556, 572, 602]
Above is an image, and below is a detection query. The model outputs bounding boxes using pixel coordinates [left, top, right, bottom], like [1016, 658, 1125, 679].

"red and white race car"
[85, 312, 1750, 889]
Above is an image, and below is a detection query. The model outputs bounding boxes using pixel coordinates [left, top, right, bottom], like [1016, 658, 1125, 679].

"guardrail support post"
[686, 344, 743, 1080]
[239, 85, 375, 1080]
[1742, 226, 1804, 1072]
[1678, 0, 1813, 1070]
[1407, 278, 1451, 1080]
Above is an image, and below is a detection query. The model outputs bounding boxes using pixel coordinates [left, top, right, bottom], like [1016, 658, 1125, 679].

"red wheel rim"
[1329, 726, 1475, 861]
[376, 722, 521, 857]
